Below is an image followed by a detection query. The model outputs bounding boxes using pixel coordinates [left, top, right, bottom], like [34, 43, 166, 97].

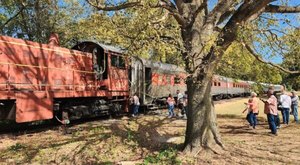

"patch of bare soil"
[0, 106, 299, 164]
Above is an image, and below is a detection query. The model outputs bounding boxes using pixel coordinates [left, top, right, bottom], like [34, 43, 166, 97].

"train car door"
[130, 57, 144, 103]
[145, 67, 152, 94]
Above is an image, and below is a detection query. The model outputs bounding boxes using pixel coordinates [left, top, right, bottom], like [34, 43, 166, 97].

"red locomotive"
[0, 34, 129, 123]
[0, 34, 283, 123]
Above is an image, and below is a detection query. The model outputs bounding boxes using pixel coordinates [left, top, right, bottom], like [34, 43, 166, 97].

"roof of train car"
[72, 41, 185, 72]
[72, 40, 125, 54]
[139, 58, 186, 73]
[213, 75, 248, 84]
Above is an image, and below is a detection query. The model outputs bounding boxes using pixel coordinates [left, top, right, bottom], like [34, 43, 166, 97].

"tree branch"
[216, 8, 235, 25]
[241, 42, 300, 74]
[265, 4, 300, 13]
[153, 1, 186, 25]
[206, 0, 236, 26]
[216, 0, 272, 48]
[187, 1, 207, 27]
[86, 0, 142, 11]
[0, 4, 27, 30]
[86, 0, 186, 26]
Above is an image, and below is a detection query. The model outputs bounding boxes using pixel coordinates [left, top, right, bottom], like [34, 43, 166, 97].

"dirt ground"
[0, 98, 299, 165]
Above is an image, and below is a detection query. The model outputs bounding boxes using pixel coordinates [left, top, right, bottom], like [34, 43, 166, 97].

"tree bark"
[181, 41, 225, 154]
[184, 72, 224, 155]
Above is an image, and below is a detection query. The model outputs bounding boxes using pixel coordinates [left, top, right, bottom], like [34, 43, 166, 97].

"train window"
[111, 55, 118, 67]
[111, 55, 126, 69]
[119, 56, 126, 68]
[174, 76, 181, 84]
[214, 82, 217, 86]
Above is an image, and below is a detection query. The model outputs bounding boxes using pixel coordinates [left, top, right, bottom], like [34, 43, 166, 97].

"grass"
[143, 147, 181, 165]
[8, 143, 26, 152]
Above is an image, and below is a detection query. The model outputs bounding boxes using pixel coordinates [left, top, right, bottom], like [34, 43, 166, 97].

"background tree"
[216, 42, 282, 84]
[86, 0, 300, 155]
[0, 0, 85, 43]
[281, 28, 300, 90]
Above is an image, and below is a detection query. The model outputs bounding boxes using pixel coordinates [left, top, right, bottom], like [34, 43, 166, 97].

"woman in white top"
[280, 91, 292, 124]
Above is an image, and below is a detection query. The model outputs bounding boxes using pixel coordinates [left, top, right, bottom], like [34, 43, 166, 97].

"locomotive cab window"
[111, 54, 126, 69]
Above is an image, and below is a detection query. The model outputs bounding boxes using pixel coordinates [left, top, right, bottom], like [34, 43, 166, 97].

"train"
[0, 34, 283, 123]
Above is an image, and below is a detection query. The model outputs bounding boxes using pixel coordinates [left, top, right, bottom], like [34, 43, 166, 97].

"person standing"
[132, 93, 140, 117]
[167, 94, 175, 118]
[280, 90, 292, 125]
[261, 90, 278, 135]
[244, 92, 259, 129]
[291, 91, 299, 123]
[176, 90, 184, 117]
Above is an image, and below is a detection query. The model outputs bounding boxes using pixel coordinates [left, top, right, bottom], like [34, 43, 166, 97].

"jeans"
[181, 105, 186, 115]
[253, 113, 258, 128]
[292, 105, 298, 122]
[168, 105, 174, 117]
[281, 108, 290, 124]
[246, 112, 256, 128]
[267, 114, 277, 134]
[133, 105, 139, 115]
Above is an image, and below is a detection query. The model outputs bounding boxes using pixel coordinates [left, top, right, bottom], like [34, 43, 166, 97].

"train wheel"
[110, 103, 122, 117]
[74, 110, 83, 119]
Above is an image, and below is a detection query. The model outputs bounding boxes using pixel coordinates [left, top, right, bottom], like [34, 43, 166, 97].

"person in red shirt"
[261, 89, 278, 135]
[244, 92, 259, 129]
[167, 94, 175, 118]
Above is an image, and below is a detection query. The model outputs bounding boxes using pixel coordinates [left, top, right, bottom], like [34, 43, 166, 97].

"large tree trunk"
[179, 2, 225, 153]
[183, 63, 224, 155]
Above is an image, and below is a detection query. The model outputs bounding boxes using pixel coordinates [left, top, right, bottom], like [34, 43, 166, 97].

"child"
[167, 94, 175, 118]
